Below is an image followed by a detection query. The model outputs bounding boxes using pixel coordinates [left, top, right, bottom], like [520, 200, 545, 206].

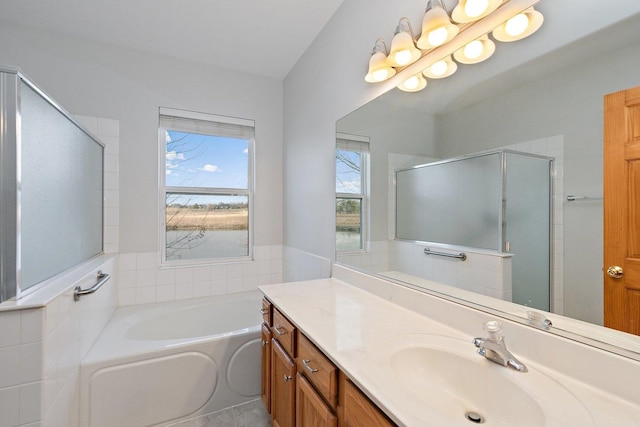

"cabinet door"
[261, 324, 272, 414]
[296, 373, 337, 427]
[341, 377, 395, 427]
[272, 339, 296, 427]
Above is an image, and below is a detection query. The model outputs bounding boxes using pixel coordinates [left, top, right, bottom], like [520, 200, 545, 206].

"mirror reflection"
[336, 9, 640, 350]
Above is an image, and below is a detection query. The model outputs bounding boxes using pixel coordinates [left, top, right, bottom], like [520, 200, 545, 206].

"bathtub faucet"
[472, 321, 528, 373]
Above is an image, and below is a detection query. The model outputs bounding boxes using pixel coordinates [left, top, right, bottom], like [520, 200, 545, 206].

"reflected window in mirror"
[336, 134, 369, 252]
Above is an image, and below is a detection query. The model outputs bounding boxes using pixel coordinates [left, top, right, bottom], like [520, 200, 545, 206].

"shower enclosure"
[396, 150, 552, 311]
[0, 67, 104, 303]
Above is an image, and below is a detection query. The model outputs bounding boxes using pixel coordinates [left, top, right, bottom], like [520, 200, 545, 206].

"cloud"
[166, 151, 185, 161]
[165, 131, 172, 143]
[201, 164, 221, 172]
[243, 148, 248, 154]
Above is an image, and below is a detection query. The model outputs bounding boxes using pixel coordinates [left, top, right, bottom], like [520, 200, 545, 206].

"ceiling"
[0, 0, 345, 80]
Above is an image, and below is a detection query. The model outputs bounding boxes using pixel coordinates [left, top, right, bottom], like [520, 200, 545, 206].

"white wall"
[0, 22, 283, 255]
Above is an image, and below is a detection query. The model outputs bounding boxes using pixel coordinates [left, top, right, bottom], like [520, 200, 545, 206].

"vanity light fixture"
[453, 34, 496, 64]
[492, 7, 544, 42]
[422, 55, 457, 79]
[386, 18, 422, 68]
[452, 0, 504, 23]
[364, 0, 544, 93]
[365, 39, 396, 83]
[397, 73, 428, 92]
[417, 0, 460, 50]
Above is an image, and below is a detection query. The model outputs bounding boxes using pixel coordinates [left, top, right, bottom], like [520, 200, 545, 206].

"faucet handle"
[483, 320, 503, 341]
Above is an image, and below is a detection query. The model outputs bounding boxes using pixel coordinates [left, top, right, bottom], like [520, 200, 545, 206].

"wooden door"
[272, 339, 296, 427]
[261, 324, 272, 414]
[604, 85, 640, 335]
[296, 373, 337, 427]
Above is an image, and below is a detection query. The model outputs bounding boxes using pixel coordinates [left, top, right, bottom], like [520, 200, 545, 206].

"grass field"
[167, 207, 360, 232]
[166, 207, 248, 230]
[336, 213, 360, 231]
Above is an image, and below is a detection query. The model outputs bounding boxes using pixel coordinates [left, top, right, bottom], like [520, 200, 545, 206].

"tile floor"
[166, 399, 271, 427]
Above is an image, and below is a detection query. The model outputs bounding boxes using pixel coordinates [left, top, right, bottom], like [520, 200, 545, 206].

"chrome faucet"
[472, 321, 528, 373]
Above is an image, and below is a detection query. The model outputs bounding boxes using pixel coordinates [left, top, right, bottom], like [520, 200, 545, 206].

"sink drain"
[465, 411, 485, 424]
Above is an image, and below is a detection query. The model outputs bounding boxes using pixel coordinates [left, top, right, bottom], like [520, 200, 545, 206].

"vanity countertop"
[259, 278, 640, 427]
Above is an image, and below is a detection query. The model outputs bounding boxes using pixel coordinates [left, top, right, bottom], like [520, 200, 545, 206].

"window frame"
[159, 107, 255, 266]
[335, 133, 370, 254]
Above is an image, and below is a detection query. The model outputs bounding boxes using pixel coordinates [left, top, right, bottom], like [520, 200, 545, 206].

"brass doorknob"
[607, 266, 624, 279]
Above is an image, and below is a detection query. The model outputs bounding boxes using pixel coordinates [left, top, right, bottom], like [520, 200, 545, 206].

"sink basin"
[377, 334, 593, 427]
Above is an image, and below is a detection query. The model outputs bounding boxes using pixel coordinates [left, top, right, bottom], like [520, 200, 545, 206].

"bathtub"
[79, 291, 263, 427]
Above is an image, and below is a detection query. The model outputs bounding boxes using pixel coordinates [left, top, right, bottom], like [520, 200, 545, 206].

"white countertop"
[259, 278, 640, 427]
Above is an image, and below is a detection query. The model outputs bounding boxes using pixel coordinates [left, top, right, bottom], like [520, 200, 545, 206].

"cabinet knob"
[274, 326, 287, 335]
[260, 308, 269, 314]
[283, 374, 292, 382]
[262, 340, 269, 346]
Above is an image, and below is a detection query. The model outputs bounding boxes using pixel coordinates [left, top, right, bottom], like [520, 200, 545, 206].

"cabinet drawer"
[296, 333, 338, 410]
[261, 298, 272, 326]
[272, 308, 297, 356]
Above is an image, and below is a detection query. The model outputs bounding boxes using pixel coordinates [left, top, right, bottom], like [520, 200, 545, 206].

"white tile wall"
[73, 115, 120, 255]
[42, 257, 118, 427]
[0, 309, 44, 427]
[336, 240, 389, 273]
[388, 240, 513, 300]
[0, 256, 117, 427]
[282, 246, 331, 282]
[118, 246, 284, 306]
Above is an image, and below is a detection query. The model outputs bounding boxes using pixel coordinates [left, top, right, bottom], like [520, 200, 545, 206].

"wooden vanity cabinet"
[272, 339, 297, 427]
[261, 299, 273, 413]
[273, 307, 297, 356]
[340, 374, 395, 427]
[296, 373, 337, 427]
[261, 324, 272, 413]
[262, 299, 397, 427]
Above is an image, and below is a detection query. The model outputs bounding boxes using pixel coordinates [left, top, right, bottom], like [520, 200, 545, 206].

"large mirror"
[336, 5, 640, 357]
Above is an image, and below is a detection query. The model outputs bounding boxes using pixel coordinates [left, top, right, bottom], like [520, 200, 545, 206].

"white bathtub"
[80, 291, 263, 427]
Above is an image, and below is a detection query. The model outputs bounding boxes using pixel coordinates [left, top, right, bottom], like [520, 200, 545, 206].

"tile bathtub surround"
[0, 308, 44, 427]
[118, 245, 285, 306]
[0, 255, 118, 427]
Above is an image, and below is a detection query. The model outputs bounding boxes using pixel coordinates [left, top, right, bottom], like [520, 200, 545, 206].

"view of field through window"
[164, 127, 251, 261]
[336, 149, 363, 251]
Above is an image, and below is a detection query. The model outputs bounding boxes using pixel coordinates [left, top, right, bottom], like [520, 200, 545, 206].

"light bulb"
[404, 76, 420, 90]
[372, 69, 389, 82]
[505, 13, 529, 36]
[427, 27, 449, 47]
[464, 0, 489, 18]
[464, 40, 483, 59]
[430, 60, 448, 77]
[394, 49, 412, 66]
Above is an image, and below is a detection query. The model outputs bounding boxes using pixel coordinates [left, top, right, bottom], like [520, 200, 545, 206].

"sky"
[165, 130, 248, 190]
[165, 130, 249, 206]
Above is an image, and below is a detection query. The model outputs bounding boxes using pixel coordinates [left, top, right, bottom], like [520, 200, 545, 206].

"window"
[160, 108, 254, 263]
[335, 133, 369, 252]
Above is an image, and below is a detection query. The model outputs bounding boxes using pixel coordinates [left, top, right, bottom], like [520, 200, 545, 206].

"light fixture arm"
[428, 0, 456, 14]
[396, 17, 416, 40]
[371, 38, 388, 55]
